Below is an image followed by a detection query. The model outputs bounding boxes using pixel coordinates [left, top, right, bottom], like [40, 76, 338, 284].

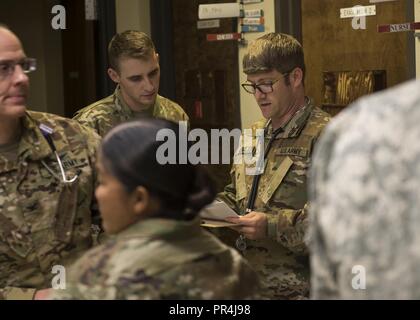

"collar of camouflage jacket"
[115, 86, 160, 118]
[20, 112, 53, 161]
[258, 96, 314, 140]
[0, 112, 52, 172]
[108, 216, 229, 277]
[115, 216, 204, 241]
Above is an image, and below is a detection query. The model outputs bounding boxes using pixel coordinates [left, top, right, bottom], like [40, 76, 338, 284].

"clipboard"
[200, 200, 241, 228]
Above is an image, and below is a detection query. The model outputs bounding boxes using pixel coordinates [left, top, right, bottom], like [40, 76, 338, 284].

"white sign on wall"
[244, 9, 263, 18]
[197, 19, 220, 29]
[340, 5, 376, 18]
[198, 3, 241, 20]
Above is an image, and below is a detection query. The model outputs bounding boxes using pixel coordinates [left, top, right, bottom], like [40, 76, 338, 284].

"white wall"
[238, 0, 275, 129]
[115, 0, 151, 35]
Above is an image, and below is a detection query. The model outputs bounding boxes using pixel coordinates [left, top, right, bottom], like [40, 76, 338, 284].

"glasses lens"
[21, 58, 36, 73]
[258, 84, 273, 94]
[242, 84, 255, 94]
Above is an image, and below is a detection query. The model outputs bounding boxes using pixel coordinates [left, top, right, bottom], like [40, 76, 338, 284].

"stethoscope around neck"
[39, 124, 78, 184]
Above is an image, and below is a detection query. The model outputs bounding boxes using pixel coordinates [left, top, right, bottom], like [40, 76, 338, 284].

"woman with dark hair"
[50, 118, 259, 300]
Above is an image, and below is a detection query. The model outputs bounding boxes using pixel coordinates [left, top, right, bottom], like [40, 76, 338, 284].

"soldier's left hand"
[225, 211, 267, 240]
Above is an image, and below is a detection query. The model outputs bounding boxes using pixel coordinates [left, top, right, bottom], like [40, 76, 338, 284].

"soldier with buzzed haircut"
[73, 30, 188, 137]
[216, 32, 330, 299]
[0, 25, 100, 300]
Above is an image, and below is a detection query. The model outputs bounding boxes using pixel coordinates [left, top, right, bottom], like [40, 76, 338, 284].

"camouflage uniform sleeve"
[216, 165, 242, 213]
[77, 123, 102, 230]
[0, 287, 36, 300]
[266, 204, 309, 255]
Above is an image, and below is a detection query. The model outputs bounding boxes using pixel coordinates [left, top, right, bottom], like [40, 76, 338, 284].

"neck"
[0, 118, 21, 145]
[271, 95, 306, 131]
[120, 90, 154, 112]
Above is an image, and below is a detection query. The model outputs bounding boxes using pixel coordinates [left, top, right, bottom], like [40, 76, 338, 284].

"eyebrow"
[246, 78, 276, 84]
[126, 67, 159, 80]
[0, 59, 14, 64]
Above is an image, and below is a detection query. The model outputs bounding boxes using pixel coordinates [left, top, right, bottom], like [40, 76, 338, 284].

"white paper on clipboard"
[200, 200, 241, 228]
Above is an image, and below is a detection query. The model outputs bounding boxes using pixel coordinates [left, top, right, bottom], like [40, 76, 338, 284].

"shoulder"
[28, 111, 100, 146]
[73, 95, 116, 120]
[156, 95, 189, 121]
[303, 106, 331, 137]
[249, 119, 267, 131]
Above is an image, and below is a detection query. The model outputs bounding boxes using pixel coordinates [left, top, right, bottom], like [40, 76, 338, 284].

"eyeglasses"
[241, 72, 290, 94]
[0, 58, 36, 81]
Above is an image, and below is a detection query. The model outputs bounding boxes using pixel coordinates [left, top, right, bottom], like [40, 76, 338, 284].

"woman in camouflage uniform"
[51, 118, 259, 300]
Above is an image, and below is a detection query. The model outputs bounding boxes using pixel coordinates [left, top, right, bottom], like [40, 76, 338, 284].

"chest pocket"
[259, 156, 294, 204]
[21, 156, 84, 245]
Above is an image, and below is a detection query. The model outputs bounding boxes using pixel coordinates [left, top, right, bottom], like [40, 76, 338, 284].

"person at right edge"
[216, 32, 331, 299]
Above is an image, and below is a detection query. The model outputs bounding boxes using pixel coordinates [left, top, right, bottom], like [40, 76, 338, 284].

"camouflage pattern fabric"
[50, 217, 260, 300]
[0, 111, 100, 300]
[216, 98, 330, 299]
[73, 87, 189, 137]
[309, 80, 420, 299]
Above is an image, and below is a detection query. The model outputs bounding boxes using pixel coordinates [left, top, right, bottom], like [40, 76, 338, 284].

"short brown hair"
[108, 30, 156, 71]
[243, 33, 305, 78]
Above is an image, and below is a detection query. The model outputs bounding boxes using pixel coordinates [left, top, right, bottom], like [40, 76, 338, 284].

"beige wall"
[0, 0, 64, 115]
[115, 0, 151, 35]
[416, 0, 420, 77]
[238, 0, 275, 129]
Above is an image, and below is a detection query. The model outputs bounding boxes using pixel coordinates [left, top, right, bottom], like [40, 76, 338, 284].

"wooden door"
[171, 0, 241, 191]
[301, 0, 414, 112]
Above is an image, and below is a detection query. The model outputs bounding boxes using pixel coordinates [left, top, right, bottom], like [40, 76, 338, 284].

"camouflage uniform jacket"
[310, 80, 420, 299]
[0, 111, 100, 300]
[217, 99, 330, 299]
[73, 87, 189, 137]
[51, 217, 260, 300]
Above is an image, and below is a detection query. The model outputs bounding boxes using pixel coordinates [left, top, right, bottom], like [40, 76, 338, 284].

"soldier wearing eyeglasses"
[0, 25, 101, 300]
[215, 33, 331, 299]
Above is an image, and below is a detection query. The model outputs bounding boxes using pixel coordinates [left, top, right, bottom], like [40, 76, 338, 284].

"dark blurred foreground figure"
[310, 80, 420, 299]
[50, 118, 260, 299]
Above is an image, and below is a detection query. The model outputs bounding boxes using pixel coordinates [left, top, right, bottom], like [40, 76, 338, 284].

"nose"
[144, 76, 155, 92]
[11, 64, 29, 85]
[254, 88, 266, 99]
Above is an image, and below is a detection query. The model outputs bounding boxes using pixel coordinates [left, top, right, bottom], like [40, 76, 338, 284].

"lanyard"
[236, 123, 284, 252]
[39, 124, 78, 184]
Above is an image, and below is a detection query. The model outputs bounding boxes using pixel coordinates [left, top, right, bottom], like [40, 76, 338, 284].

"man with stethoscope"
[216, 33, 331, 299]
[0, 25, 101, 299]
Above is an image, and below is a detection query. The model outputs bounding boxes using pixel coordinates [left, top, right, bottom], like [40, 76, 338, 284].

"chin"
[3, 105, 27, 118]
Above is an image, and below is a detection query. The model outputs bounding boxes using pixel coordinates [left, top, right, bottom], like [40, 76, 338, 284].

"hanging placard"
[378, 22, 420, 33]
[240, 17, 265, 25]
[197, 19, 220, 29]
[199, 3, 241, 19]
[242, 0, 263, 4]
[241, 25, 265, 33]
[244, 9, 264, 18]
[207, 33, 242, 41]
[340, 5, 376, 18]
